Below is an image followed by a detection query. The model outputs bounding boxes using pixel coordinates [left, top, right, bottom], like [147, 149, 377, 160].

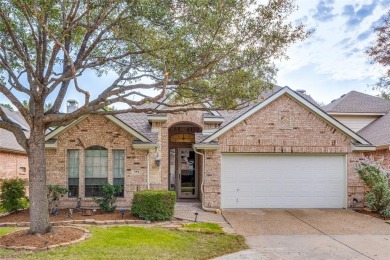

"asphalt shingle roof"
[0, 106, 29, 153]
[358, 112, 390, 146]
[114, 112, 158, 143]
[323, 91, 390, 113]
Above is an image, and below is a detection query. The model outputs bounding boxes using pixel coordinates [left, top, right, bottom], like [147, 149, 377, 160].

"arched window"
[85, 146, 108, 197]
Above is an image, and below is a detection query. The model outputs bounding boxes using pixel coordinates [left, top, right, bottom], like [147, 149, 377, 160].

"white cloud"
[275, 0, 389, 103]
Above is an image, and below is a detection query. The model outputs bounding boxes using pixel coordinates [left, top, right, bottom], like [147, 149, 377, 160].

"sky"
[1, 0, 390, 110]
[275, 0, 390, 104]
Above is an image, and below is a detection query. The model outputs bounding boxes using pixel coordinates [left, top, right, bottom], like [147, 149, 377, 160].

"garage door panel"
[223, 183, 237, 193]
[237, 197, 252, 207]
[252, 184, 268, 196]
[252, 197, 268, 207]
[221, 154, 345, 209]
[239, 168, 253, 182]
[222, 196, 237, 208]
[267, 197, 284, 208]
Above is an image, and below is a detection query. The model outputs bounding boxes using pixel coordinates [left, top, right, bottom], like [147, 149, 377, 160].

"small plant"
[356, 160, 390, 212]
[94, 184, 123, 212]
[0, 178, 28, 213]
[381, 208, 390, 219]
[47, 185, 68, 214]
[131, 190, 176, 221]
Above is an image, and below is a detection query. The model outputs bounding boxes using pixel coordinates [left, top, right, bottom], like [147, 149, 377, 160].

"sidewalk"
[173, 201, 235, 233]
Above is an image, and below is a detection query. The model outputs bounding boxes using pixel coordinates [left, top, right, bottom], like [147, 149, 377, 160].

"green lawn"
[0, 226, 247, 259]
[182, 222, 224, 234]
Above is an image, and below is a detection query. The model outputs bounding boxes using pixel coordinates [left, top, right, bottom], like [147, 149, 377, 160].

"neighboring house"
[44, 86, 382, 209]
[0, 106, 29, 181]
[323, 91, 390, 170]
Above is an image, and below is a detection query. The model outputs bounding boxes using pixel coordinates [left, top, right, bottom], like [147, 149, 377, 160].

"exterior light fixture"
[155, 157, 161, 167]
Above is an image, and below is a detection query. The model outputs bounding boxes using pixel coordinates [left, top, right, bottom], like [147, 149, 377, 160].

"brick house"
[0, 106, 29, 181]
[43, 86, 390, 209]
[323, 91, 390, 170]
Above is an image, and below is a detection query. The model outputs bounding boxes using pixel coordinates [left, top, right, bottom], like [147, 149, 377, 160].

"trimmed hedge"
[0, 178, 28, 213]
[131, 190, 176, 221]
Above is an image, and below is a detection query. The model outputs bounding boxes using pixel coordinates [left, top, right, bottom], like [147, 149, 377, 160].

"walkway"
[173, 201, 234, 233]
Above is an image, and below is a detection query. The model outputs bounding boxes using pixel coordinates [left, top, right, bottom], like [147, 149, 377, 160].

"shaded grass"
[0, 226, 247, 259]
[182, 222, 224, 233]
[0, 207, 7, 214]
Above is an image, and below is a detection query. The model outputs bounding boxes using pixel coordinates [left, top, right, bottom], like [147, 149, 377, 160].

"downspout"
[147, 151, 150, 190]
[193, 146, 217, 212]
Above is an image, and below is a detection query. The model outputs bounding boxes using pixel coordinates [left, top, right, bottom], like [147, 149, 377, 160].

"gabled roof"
[202, 87, 371, 145]
[0, 106, 29, 153]
[358, 112, 390, 146]
[45, 114, 151, 143]
[323, 91, 390, 114]
[115, 113, 158, 143]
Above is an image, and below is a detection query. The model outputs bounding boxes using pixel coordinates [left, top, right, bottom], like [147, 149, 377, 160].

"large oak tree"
[368, 9, 390, 93]
[0, 0, 307, 234]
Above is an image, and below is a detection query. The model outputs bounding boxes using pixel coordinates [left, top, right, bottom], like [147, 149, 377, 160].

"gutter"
[147, 152, 150, 190]
[193, 146, 219, 212]
[375, 144, 390, 151]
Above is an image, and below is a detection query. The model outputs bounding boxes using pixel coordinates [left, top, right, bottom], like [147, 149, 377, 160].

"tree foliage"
[356, 160, 390, 212]
[367, 9, 390, 93]
[0, 0, 308, 234]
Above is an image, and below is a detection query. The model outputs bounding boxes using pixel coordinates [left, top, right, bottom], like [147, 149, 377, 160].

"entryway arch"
[168, 122, 202, 199]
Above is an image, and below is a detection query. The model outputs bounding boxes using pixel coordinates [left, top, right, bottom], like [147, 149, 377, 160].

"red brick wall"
[0, 151, 29, 179]
[0, 151, 29, 196]
[45, 115, 157, 208]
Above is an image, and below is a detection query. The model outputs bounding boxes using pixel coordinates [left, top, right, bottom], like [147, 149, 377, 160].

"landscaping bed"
[0, 227, 86, 249]
[0, 208, 138, 223]
[354, 209, 388, 220]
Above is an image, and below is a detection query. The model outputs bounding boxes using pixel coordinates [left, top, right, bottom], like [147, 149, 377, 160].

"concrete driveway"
[219, 209, 390, 260]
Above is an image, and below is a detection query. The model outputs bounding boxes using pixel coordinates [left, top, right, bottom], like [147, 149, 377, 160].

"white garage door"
[221, 154, 346, 208]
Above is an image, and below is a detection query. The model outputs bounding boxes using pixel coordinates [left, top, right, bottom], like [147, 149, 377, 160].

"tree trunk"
[27, 124, 51, 234]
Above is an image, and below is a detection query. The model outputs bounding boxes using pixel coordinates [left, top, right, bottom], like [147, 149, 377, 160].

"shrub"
[131, 190, 176, 221]
[356, 161, 390, 212]
[0, 178, 28, 213]
[47, 185, 68, 214]
[94, 184, 123, 212]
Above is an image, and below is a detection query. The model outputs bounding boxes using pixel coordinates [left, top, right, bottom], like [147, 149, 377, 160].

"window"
[113, 150, 124, 197]
[67, 150, 79, 197]
[85, 146, 108, 197]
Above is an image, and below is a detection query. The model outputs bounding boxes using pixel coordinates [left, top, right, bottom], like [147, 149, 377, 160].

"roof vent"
[67, 99, 79, 113]
[296, 89, 306, 94]
[331, 99, 336, 103]
[341, 94, 346, 98]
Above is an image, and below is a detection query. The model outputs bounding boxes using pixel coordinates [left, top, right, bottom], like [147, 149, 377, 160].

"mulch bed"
[354, 209, 388, 220]
[0, 208, 138, 223]
[0, 227, 85, 249]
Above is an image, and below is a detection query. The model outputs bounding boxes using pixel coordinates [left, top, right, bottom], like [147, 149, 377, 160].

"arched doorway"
[168, 122, 202, 199]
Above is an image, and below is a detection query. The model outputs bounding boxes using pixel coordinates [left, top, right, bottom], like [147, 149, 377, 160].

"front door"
[177, 148, 197, 198]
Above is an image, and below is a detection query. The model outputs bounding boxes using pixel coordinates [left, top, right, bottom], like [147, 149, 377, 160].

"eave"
[192, 143, 219, 150]
[351, 143, 376, 151]
[132, 143, 158, 150]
